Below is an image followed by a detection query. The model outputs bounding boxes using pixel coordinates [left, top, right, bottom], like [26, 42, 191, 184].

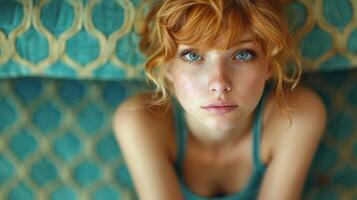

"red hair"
[140, 0, 302, 111]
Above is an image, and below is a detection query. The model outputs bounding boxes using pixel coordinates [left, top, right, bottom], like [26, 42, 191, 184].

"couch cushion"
[0, 69, 356, 199]
[0, 0, 357, 80]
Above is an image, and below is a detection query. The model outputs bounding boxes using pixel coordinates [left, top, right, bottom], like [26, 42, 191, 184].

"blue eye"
[182, 51, 203, 63]
[234, 50, 256, 61]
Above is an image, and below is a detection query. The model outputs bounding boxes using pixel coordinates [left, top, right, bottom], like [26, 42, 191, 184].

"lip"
[201, 101, 238, 115]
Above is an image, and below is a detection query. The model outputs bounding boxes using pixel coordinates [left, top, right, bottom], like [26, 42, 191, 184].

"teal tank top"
[172, 88, 270, 200]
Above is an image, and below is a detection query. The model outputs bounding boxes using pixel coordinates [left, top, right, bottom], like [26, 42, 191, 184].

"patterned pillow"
[0, 0, 356, 80]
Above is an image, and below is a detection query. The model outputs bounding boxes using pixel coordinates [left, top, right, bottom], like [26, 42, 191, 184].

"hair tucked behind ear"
[140, 0, 302, 114]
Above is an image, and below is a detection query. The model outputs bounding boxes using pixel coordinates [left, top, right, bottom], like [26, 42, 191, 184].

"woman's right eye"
[181, 51, 203, 63]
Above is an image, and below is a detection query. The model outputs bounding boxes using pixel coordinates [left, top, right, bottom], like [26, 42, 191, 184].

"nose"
[208, 66, 232, 95]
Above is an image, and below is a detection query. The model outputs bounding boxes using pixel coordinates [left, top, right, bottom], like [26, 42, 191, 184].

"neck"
[185, 112, 254, 151]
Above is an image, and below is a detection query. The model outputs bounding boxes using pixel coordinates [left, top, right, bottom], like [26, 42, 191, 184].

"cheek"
[175, 75, 195, 91]
[242, 60, 269, 89]
[244, 75, 265, 92]
[171, 72, 204, 107]
[172, 76, 200, 112]
[238, 68, 266, 91]
[236, 67, 268, 106]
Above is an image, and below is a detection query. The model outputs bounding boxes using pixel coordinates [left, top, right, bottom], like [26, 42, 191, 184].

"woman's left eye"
[233, 50, 256, 61]
[182, 51, 203, 63]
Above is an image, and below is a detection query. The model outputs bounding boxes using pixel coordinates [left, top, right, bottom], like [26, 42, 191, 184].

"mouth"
[201, 101, 238, 115]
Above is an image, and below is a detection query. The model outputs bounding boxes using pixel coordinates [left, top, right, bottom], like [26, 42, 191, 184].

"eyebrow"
[228, 39, 259, 53]
[238, 39, 256, 45]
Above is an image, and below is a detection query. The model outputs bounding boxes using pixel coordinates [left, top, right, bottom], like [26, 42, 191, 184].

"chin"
[205, 119, 237, 131]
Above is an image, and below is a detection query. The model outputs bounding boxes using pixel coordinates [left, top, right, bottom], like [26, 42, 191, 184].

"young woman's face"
[166, 31, 271, 131]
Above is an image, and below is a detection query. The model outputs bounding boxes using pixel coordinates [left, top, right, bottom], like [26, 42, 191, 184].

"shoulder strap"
[172, 98, 188, 175]
[172, 85, 271, 172]
[252, 86, 272, 169]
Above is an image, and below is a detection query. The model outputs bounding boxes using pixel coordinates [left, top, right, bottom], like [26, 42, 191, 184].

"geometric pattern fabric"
[0, 78, 146, 200]
[1, 0, 357, 80]
[0, 69, 356, 200]
[0, 0, 357, 200]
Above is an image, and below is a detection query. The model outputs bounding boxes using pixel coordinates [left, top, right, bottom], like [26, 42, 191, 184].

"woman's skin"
[113, 31, 327, 200]
[165, 32, 270, 146]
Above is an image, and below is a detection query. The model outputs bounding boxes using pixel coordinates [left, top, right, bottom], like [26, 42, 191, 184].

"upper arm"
[112, 96, 184, 200]
[258, 87, 327, 200]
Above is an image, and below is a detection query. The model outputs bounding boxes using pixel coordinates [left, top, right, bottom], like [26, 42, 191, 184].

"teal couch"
[0, 0, 356, 199]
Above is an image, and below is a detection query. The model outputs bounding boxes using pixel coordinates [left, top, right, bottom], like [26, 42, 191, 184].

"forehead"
[177, 31, 258, 51]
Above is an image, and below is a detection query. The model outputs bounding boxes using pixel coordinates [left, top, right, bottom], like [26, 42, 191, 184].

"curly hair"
[140, 0, 302, 112]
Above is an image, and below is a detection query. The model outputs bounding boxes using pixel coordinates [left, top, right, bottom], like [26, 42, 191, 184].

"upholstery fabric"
[0, 70, 356, 200]
[0, 0, 356, 200]
[0, 0, 357, 80]
[0, 78, 147, 200]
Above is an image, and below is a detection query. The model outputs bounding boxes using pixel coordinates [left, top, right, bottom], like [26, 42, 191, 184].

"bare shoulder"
[113, 93, 171, 126]
[112, 93, 183, 199]
[263, 86, 327, 160]
[266, 86, 327, 135]
[264, 86, 327, 162]
[258, 86, 327, 199]
[113, 93, 152, 134]
[112, 92, 175, 159]
[114, 93, 158, 115]
[286, 86, 327, 129]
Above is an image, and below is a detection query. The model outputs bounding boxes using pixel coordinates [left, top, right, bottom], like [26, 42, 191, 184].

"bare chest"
[179, 137, 258, 196]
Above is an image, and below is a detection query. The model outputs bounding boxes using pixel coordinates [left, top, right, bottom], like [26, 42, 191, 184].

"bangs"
[167, 1, 249, 51]
[141, 0, 301, 110]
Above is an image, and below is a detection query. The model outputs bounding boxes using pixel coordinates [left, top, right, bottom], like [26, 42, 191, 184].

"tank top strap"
[172, 98, 188, 176]
[172, 84, 272, 172]
[252, 85, 272, 170]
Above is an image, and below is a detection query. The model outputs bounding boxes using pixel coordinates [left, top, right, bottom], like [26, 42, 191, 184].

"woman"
[113, 0, 326, 199]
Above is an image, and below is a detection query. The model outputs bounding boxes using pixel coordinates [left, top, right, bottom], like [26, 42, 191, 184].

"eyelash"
[232, 49, 257, 62]
[179, 49, 258, 64]
[180, 49, 203, 64]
